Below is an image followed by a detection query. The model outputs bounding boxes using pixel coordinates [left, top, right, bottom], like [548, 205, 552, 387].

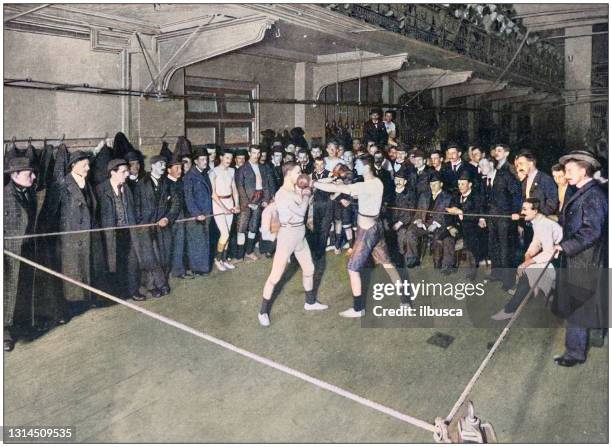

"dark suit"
[134, 174, 181, 276]
[404, 190, 454, 268]
[451, 189, 485, 277]
[167, 177, 189, 277]
[483, 165, 522, 288]
[236, 161, 271, 256]
[310, 170, 334, 259]
[521, 170, 558, 216]
[555, 180, 608, 361]
[3, 182, 37, 334]
[183, 167, 213, 273]
[363, 120, 388, 147]
[441, 161, 479, 194]
[96, 180, 140, 297]
[375, 167, 395, 205]
[390, 187, 418, 266]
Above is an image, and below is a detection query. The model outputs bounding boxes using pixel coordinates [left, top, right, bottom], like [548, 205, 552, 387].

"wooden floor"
[3, 253, 609, 443]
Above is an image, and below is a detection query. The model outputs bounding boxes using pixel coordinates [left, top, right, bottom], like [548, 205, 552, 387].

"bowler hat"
[458, 170, 474, 182]
[559, 150, 601, 170]
[428, 171, 442, 183]
[68, 150, 91, 168]
[192, 147, 208, 159]
[4, 157, 37, 174]
[107, 158, 128, 173]
[124, 151, 141, 163]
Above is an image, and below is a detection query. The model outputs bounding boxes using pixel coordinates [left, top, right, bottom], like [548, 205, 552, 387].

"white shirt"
[384, 121, 396, 138]
[250, 161, 263, 190]
[274, 187, 309, 226]
[324, 157, 345, 172]
[525, 214, 563, 296]
[525, 169, 538, 198]
[209, 166, 235, 197]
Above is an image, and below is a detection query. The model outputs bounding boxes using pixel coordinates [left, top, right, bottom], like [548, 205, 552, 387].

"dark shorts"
[347, 220, 391, 272]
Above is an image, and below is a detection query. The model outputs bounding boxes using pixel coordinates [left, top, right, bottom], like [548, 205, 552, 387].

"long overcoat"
[554, 180, 608, 328]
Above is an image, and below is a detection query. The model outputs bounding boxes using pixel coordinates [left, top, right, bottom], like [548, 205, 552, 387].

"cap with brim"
[124, 151, 140, 163]
[150, 155, 166, 165]
[559, 150, 601, 170]
[4, 157, 37, 174]
[429, 171, 442, 183]
[411, 148, 425, 159]
[394, 166, 409, 179]
[68, 150, 91, 167]
[457, 170, 473, 182]
[107, 158, 128, 173]
[192, 147, 208, 159]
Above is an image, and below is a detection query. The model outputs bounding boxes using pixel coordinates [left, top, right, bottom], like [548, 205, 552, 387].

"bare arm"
[314, 181, 352, 195]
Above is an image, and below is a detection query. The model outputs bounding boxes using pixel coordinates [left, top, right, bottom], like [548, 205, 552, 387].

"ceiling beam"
[4, 4, 51, 23]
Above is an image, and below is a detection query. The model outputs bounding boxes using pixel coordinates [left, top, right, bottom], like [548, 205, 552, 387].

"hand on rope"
[3, 211, 230, 241]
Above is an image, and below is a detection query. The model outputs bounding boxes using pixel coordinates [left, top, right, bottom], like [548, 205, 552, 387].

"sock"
[260, 298, 271, 315]
[215, 250, 224, 261]
[246, 237, 256, 254]
[335, 232, 343, 249]
[305, 289, 316, 305]
[353, 293, 364, 312]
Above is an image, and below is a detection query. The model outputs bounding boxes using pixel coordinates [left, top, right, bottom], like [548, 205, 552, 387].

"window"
[184, 75, 257, 149]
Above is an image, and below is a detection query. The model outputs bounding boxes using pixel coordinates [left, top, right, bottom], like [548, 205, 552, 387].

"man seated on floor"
[491, 198, 562, 320]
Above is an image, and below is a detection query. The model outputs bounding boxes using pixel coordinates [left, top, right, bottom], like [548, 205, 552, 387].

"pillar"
[564, 25, 593, 149]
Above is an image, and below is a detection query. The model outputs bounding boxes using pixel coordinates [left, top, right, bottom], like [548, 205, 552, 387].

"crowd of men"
[3, 109, 609, 366]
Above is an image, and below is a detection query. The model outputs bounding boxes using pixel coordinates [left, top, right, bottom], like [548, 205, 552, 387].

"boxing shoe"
[214, 259, 227, 272]
[339, 308, 365, 318]
[304, 301, 328, 311]
[222, 261, 235, 270]
[258, 313, 270, 327]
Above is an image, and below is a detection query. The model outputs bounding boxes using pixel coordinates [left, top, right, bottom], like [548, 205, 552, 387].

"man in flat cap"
[183, 147, 213, 274]
[38, 150, 103, 317]
[97, 159, 140, 299]
[552, 150, 608, 367]
[3, 158, 38, 351]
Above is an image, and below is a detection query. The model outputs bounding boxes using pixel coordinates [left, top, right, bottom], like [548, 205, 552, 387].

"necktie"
[487, 177, 492, 188]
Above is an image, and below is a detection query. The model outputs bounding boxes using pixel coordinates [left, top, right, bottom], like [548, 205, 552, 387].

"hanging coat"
[52, 143, 70, 185]
[91, 144, 114, 186]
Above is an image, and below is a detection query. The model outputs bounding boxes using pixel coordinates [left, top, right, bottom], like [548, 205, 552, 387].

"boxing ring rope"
[4, 207, 517, 241]
[3, 211, 230, 241]
[3, 249, 438, 435]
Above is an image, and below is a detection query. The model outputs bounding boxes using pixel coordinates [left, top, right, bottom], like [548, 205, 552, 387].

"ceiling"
[513, 4, 608, 32]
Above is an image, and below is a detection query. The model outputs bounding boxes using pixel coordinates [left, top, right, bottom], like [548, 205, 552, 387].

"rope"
[444, 253, 557, 423]
[3, 249, 437, 434]
[3, 211, 229, 241]
[386, 206, 515, 220]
